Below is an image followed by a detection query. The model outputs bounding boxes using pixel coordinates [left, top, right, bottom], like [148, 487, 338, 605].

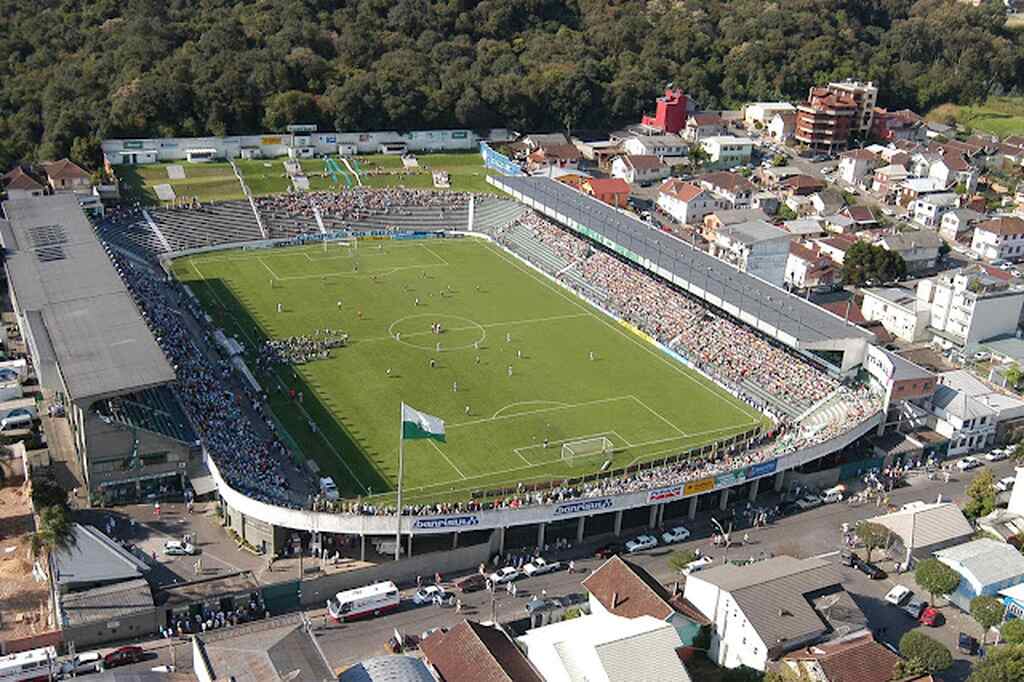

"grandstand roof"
[0, 195, 175, 403]
[489, 176, 873, 348]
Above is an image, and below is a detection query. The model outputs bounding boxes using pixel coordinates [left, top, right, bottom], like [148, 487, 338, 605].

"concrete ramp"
[166, 164, 186, 179]
[153, 183, 176, 201]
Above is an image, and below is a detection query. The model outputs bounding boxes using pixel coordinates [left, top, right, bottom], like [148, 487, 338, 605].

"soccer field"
[172, 237, 764, 505]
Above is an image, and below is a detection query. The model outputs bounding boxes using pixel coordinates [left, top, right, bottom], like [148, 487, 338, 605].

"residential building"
[815, 234, 858, 264]
[582, 556, 709, 646]
[862, 345, 937, 418]
[918, 267, 1024, 347]
[795, 87, 858, 152]
[684, 556, 867, 671]
[684, 113, 727, 142]
[785, 242, 835, 290]
[611, 154, 669, 185]
[939, 370, 1024, 446]
[782, 174, 827, 197]
[876, 231, 942, 274]
[517, 612, 693, 682]
[935, 539, 1024, 611]
[782, 632, 903, 682]
[871, 164, 909, 199]
[827, 80, 879, 135]
[744, 102, 797, 129]
[783, 218, 826, 238]
[583, 178, 631, 208]
[42, 158, 91, 193]
[971, 215, 1024, 262]
[868, 501, 974, 567]
[523, 133, 570, 150]
[910, 192, 959, 228]
[526, 144, 581, 175]
[2, 167, 46, 199]
[698, 172, 754, 208]
[932, 382, 998, 455]
[940, 208, 984, 243]
[821, 300, 894, 345]
[767, 112, 796, 142]
[641, 88, 689, 135]
[871, 108, 925, 142]
[710, 219, 794, 286]
[899, 177, 949, 208]
[340, 657, 434, 682]
[622, 133, 688, 158]
[421, 619, 544, 682]
[752, 191, 780, 215]
[824, 213, 857, 234]
[842, 205, 878, 229]
[700, 136, 753, 170]
[658, 179, 719, 225]
[838, 149, 879, 186]
[189, 617, 336, 682]
[861, 287, 931, 342]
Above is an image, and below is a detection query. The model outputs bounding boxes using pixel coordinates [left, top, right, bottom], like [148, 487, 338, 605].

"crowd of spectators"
[159, 594, 267, 638]
[257, 331, 349, 367]
[256, 188, 484, 223]
[109, 254, 297, 507]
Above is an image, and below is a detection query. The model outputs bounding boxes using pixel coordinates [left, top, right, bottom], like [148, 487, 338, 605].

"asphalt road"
[96, 458, 1017, 679]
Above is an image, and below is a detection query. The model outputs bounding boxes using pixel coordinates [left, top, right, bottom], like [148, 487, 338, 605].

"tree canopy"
[0, 0, 1022, 169]
[898, 630, 953, 674]
[968, 643, 1024, 681]
[841, 241, 907, 286]
[914, 558, 961, 603]
[964, 469, 998, 520]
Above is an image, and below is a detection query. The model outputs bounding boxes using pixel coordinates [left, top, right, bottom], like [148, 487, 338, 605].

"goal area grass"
[172, 236, 765, 506]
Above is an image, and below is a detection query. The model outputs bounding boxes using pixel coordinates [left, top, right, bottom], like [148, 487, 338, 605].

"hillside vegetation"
[0, 0, 1022, 170]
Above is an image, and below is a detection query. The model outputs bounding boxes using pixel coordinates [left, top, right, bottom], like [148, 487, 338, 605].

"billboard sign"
[554, 498, 613, 516]
[286, 124, 318, 133]
[747, 459, 778, 479]
[647, 484, 683, 503]
[412, 515, 480, 530]
[683, 478, 715, 496]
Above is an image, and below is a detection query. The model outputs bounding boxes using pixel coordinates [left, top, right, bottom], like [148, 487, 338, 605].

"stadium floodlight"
[561, 436, 614, 464]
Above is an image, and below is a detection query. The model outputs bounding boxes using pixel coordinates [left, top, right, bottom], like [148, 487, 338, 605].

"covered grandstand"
[0, 195, 196, 501]
[488, 175, 874, 373]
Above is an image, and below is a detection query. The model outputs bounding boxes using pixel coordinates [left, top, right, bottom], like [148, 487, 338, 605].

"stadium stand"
[148, 200, 263, 250]
[95, 209, 168, 260]
[95, 385, 197, 445]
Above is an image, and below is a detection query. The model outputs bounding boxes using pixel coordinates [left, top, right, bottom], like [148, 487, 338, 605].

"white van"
[0, 359, 29, 382]
[319, 476, 339, 501]
[327, 581, 400, 622]
[0, 413, 34, 432]
[821, 485, 845, 504]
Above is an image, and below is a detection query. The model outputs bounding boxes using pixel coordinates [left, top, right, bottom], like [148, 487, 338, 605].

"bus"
[326, 581, 400, 622]
[0, 646, 57, 682]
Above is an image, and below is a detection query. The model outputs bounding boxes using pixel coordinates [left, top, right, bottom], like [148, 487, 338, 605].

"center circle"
[387, 313, 487, 352]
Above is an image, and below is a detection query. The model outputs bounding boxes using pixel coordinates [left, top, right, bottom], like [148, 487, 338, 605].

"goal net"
[561, 436, 614, 463]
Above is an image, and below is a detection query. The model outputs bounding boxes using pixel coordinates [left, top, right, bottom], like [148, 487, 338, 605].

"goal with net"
[561, 436, 614, 463]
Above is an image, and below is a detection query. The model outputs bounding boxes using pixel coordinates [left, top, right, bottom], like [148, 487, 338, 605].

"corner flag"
[401, 403, 446, 442]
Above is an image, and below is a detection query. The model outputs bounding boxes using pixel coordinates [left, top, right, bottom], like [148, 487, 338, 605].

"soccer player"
[474, 340, 479, 350]
[543, 437, 549, 449]
[506, 332, 511, 343]
[517, 349, 522, 359]
[386, 368, 392, 377]
[452, 381, 457, 392]
[415, 297, 420, 306]
[277, 303, 283, 313]
[475, 356, 480, 365]
[337, 300, 342, 309]
[507, 365, 513, 377]
[465, 405, 470, 415]
[395, 332, 401, 342]
[430, 359, 436, 368]
[436, 342, 441, 353]
[589, 351, 594, 361]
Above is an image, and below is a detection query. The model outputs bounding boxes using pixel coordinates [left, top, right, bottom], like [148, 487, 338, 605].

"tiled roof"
[841, 149, 877, 161]
[844, 205, 876, 223]
[689, 113, 723, 126]
[659, 179, 704, 202]
[43, 157, 89, 181]
[420, 620, 543, 682]
[700, 171, 754, 194]
[782, 174, 827, 191]
[3, 168, 44, 191]
[1003, 135, 1024, 149]
[586, 178, 631, 195]
[625, 154, 666, 171]
[583, 555, 707, 624]
[783, 632, 901, 682]
[820, 300, 867, 326]
[977, 216, 1024, 236]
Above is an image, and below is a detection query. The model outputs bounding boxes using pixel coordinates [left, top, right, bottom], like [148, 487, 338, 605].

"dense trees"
[0, 0, 1022, 169]
[899, 630, 953, 674]
[914, 558, 961, 604]
[842, 242, 907, 285]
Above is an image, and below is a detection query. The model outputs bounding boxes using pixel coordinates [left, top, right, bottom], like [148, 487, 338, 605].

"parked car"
[103, 646, 145, 669]
[885, 585, 913, 606]
[413, 585, 452, 606]
[682, 556, 714, 575]
[661, 526, 692, 545]
[594, 542, 624, 559]
[821, 485, 844, 504]
[525, 597, 559, 617]
[901, 597, 927, 619]
[489, 567, 521, 585]
[163, 540, 197, 555]
[625, 535, 658, 553]
[958, 632, 980, 655]
[919, 606, 941, 627]
[794, 494, 824, 510]
[957, 456, 982, 471]
[61, 652, 103, 676]
[522, 557, 562, 577]
[985, 448, 1009, 462]
[997, 476, 1017, 493]
[455, 573, 487, 593]
[853, 557, 887, 580]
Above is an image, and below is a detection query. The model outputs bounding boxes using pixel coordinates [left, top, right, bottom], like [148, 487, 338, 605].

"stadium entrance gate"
[262, 580, 301, 615]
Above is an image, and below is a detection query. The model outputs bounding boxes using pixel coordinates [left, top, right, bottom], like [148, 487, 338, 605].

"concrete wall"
[62, 609, 160, 650]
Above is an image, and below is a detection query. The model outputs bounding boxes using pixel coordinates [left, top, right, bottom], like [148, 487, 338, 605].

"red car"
[103, 645, 145, 669]
[919, 606, 941, 627]
[594, 542, 624, 559]
[455, 574, 487, 593]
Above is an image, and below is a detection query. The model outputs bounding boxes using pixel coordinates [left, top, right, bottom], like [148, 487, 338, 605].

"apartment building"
[795, 88, 857, 153]
[971, 216, 1024, 262]
[917, 267, 1024, 348]
[826, 80, 879, 135]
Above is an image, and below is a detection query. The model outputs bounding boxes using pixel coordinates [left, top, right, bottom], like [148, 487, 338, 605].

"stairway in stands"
[148, 200, 263, 251]
[95, 214, 169, 261]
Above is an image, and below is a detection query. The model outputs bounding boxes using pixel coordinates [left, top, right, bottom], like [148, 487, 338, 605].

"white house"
[860, 286, 931, 342]
[684, 556, 866, 671]
[700, 136, 753, 170]
[744, 102, 797, 129]
[767, 113, 796, 142]
[837, 149, 878, 187]
[917, 267, 1024, 348]
[932, 383, 998, 455]
[622, 133, 688, 158]
[1, 167, 46, 200]
[684, 113, 727, 143]
[710, 219, 794, 286]
[940, 208, 985, 243]
[658, 179, 719, 225]
[935, 539, 1024, 612]
[785, 242, 835, 290]
[611, 154, 669, 185]
[698, 172, 754, 209]
[971, 215, 1024, 262]
[910, 192, 959, 228]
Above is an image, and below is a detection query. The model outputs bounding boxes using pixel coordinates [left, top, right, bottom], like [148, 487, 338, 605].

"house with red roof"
[611, 154, 669, 185]
[42, 158, 91, 193]
[785, 241, 836, 290]
[782, 631, 906, 682]
[2, 166, 46, 199]
[583, 177, 632, 208]
[658, 179, 720, 225]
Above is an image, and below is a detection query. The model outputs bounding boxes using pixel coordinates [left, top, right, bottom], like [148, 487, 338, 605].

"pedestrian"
[568, 560, 576, 574]
[541, 588, 547, 598]
[417, 575, 422, 588]
[512, 583, 518, 598]
[456, 598, 462, 613]
[435, 571, 442, 584]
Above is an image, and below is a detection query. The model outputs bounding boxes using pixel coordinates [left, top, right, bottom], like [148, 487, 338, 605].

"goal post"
[561, 436, 615, 464]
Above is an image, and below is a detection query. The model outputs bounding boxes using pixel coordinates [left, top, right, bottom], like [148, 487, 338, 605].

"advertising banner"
[684, 478, 715, 496]
[647, 485, 683, 503]
[715, 470, 747, 489]
[123, 141, 143, 149]
[747, 459, 778, 479]
[261, 136, 283, 146]
[554, 498, 613, 516]
[412, 515, 480, 530]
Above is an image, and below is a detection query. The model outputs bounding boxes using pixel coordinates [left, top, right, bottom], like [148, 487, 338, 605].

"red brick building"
[795, 87, 857, 153]
[641, 88, 688, 135]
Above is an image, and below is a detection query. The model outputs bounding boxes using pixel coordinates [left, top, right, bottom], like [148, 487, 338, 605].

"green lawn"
[927, 97, 1024, 138]
[172, 238, 762, 505]
[114, 161, 245, 205]
[236, 159, 291, 196]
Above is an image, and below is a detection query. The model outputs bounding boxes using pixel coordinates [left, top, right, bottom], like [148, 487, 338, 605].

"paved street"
[86, 458, 1018, 679]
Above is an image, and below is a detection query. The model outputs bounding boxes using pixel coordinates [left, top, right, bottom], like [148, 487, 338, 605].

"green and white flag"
[401, 403, 446, 442]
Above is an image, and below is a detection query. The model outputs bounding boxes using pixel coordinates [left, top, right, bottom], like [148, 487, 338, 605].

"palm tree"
[30, 505, 78, 620]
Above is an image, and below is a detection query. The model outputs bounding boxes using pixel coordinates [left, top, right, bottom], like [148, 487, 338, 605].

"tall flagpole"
[395, 403, 405, 562]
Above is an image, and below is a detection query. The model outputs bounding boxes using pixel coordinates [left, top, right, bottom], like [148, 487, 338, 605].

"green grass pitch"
[172, 237, 765, 505]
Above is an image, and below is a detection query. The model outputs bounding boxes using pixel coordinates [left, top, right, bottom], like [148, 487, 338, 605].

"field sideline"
[172, 236, 765, 505]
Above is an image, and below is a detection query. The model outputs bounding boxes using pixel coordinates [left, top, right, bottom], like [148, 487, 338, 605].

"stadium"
[3, 134, 894, 579]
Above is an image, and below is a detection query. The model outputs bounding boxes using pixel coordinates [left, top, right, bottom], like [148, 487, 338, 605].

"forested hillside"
[0, 0, 1021, 169]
